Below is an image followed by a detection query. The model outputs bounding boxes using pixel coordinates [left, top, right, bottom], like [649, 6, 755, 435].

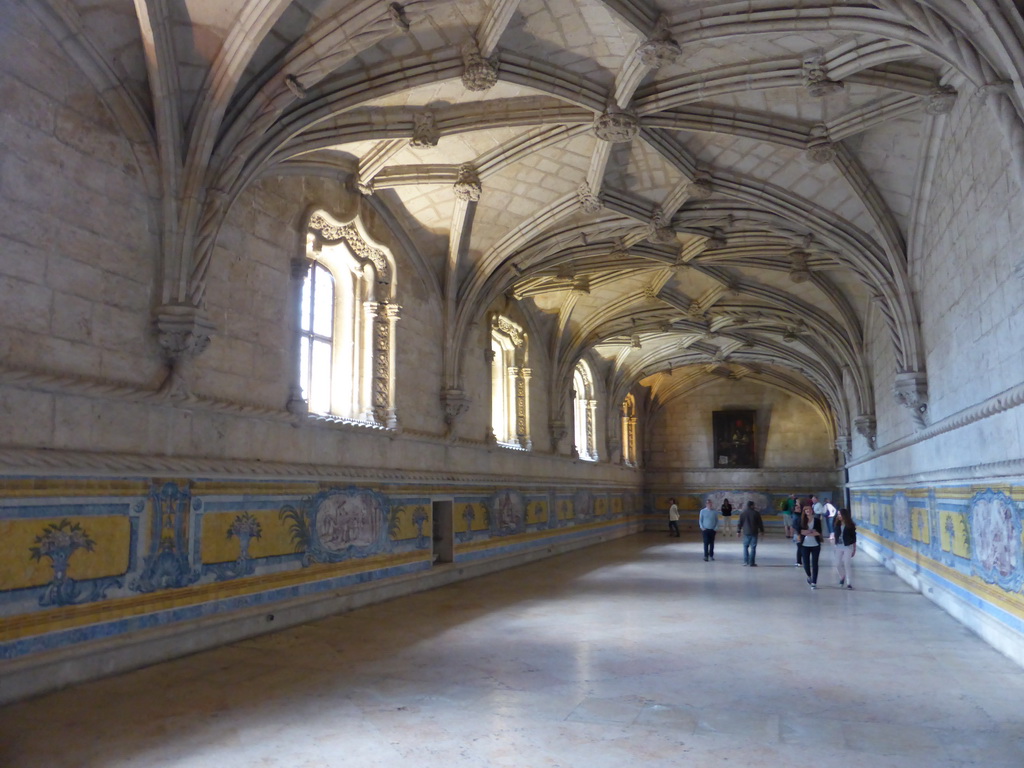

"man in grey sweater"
[698, 498, 719, 561]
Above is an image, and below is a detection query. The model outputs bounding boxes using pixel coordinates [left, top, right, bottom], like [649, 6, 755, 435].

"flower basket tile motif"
[969, 490, 1023, 592]
[28, 519, 120, 607]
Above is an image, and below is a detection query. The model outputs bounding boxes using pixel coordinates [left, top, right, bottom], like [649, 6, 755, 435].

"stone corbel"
[155, 304, 216, 399]
[894, 370, 929, 428]
[441, 388, 470, 436]
[835, 434, 852, 463]
[549, 419, 567, 453]
[854, 415, 876, 451]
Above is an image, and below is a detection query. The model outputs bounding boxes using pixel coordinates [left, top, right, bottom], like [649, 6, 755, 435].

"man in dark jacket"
[737, 501, 765, 566]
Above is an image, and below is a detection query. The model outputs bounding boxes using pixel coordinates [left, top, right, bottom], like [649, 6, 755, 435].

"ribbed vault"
[45, 0, 1024, 461]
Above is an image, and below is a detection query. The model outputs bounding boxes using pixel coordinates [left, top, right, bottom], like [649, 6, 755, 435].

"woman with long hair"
[798, 502, 823, 588]
[833, 508, 857, 589]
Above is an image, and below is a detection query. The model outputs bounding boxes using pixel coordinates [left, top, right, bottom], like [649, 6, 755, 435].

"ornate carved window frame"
[289, 209, 400, 428]
[621, 393, 638, 467]
[490, 314, 531, 450]
[573, 360, 598, 461]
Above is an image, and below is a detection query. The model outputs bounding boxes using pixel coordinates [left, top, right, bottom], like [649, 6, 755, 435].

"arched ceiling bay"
[48, 0, 1024, 456]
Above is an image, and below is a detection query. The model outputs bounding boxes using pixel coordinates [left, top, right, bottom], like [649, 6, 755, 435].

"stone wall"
[847, 93, 1024, 664]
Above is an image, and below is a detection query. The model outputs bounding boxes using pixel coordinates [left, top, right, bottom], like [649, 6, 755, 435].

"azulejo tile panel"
[0, 477, 641, 660]
[850, 486, 1024, 596]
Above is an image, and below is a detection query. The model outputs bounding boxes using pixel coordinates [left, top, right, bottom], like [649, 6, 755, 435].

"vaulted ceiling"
[35, 0, 1024, 453]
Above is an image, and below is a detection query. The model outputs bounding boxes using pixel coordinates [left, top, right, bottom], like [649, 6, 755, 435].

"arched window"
[292, 210, 400, 426]
[573, 360, 597, 461]
[621, 393, 638, 466]
[490, 315, 531, 449]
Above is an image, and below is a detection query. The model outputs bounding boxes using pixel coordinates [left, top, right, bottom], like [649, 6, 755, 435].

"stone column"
[286, 257, 312, 414]
[376, 302, 401, 428]
[586, 399, 599, 461]
[361, 301, 379, 422]
[516, 367, 532, 450]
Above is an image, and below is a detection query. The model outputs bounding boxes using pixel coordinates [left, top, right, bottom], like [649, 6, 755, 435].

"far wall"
[645, 379, 842, 521]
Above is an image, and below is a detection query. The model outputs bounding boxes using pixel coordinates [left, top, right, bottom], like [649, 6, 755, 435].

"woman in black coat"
[798, 503, 823, 588]
[833, 508, 857, 589]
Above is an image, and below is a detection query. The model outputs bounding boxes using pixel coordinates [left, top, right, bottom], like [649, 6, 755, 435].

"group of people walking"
[781, 494, 857, 588]
[666, 494, 858, 588]
[668, 497, 766, 565]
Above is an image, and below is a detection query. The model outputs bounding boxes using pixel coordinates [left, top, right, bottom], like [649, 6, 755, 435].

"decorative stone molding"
[461, 40, 498, 92]
[155, 304, 217, 398]
[453, 163, 482, 202]
[577, 182, 602, 213]
[492, 314, 525, 347]
[637, 16, 681, 69]
[410, 111, 440, 148]
[594, 108, 639, 143]
[308, 212, 392, 285]
[630, 333, 642, 349]
[789, 249, 811, 283]
[894, 370, 929, 428]
[925, 85, 957, 115]
[688, 171, 713, 199]
[806, 124, 836, 164]
[854, 415, 877, 450]
[802, 54, 844, 98]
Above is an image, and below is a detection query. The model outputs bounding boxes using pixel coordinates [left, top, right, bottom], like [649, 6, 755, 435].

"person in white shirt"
[823, 497, 838, 538]
[667, 498, 680, 538]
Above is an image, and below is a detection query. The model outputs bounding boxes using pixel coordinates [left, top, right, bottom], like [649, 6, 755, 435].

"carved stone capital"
[156, 304, 215, 363]
[461, 40, 498, 92]
[411, 111, 439, 148]
[894, 370, 929, 428]
[453, 163, 482, 202]
[594, 108, 639, 143]
[577, 182, 602, 213]
[637, 16, 681, 69]
[925, 85, 957, 115]
[854, 415, 876, 450]
[806, 124, 836, 164]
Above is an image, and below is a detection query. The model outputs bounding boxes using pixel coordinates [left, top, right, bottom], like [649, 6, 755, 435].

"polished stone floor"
[2, 533, 1023, 767]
